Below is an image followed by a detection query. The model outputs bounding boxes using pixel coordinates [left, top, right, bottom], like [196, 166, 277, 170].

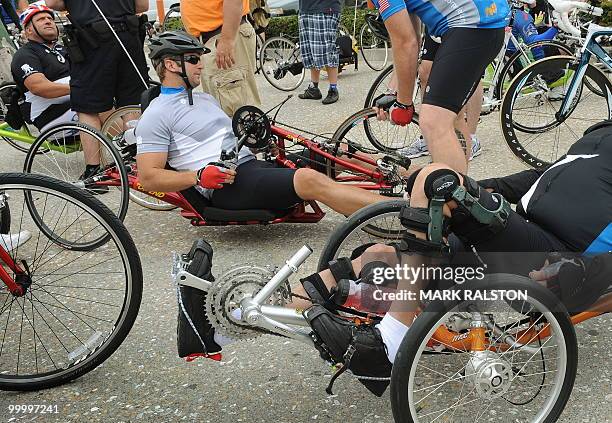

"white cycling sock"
[376, 314, 410, 363]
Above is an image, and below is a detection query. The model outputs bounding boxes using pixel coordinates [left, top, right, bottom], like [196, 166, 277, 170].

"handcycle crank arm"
[243, 309, 315, 345]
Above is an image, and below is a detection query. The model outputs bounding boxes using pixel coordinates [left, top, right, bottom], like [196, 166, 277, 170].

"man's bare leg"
[419, 105, 468, 174]
[77, 112, 103, 166]
[293, 168, 385, 216]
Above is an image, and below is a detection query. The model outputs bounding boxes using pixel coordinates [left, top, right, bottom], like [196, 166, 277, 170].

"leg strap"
[301, 273, 331, 304]
[328, 257, 357, 282]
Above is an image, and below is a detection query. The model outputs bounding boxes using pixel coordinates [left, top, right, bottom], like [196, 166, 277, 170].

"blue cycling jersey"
[372, 0, 510, 37]
[507, 9, 558, 59]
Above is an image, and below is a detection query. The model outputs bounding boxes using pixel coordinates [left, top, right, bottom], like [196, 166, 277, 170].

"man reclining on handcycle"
[210, 121, 612, 397]
[135, 31, 391, 217]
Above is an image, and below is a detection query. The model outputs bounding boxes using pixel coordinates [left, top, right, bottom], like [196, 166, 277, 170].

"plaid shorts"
[298, 13, 340, 69]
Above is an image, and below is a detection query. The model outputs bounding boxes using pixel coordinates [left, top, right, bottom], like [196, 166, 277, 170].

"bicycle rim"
[260, 37, 305, 91]
[0, 173, 142, 390]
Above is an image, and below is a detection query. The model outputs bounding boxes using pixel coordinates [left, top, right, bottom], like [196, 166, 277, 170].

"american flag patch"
[379, 0, 390, 13]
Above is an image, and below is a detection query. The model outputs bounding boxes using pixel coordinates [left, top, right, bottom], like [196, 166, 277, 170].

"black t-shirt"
[64, 0, 135, 25]
[299, 0, 342, 14]
[11, 41, 70, 93]
[516, 126, 612, 252]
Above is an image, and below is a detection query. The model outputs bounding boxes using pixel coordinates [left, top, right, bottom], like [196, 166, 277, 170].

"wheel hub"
[466, 351, 514, 399]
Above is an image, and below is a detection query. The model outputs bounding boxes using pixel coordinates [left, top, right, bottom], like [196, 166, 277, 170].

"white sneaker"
[397, 136, 430, 159]
[469, 136, 482, 161]
[0, 231, 32, 252]
[547, 85, 566, 101]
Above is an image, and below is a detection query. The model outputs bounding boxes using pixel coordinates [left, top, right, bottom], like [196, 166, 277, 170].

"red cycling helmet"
[19, 3, 54, 27]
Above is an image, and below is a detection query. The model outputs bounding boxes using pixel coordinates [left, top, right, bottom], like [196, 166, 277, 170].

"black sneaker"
[322, 89, 339, 105]
[304, 305, 392, 396]
[298, 85, 322, 100]
[79, 165, 109, 195]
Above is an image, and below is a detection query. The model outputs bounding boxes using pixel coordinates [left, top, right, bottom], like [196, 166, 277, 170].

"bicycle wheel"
[23, 122, 130, 221]
[102, 107, 176, 212]
[391, 274, 577, 423]
[332, 107, 422, 154]
[255, 32, 264, 74]
[500, 56, 612, 168]
[360, 23, 388, 71]
[318, 200, 405, 271]
[260, 36, 305, 91]
[0, 173, 142, 391]
[162, 6, 184, 32]
[496, 41, 573, 100]
[0, 82, 43, 154]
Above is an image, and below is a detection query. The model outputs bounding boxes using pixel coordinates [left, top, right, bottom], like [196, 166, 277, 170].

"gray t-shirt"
[64, 0, 135, 25]
[135, 88, 254, 172]
[299, 0, 342, 14]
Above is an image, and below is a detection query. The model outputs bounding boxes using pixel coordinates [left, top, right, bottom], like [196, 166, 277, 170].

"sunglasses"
[171, 54, 201, 65]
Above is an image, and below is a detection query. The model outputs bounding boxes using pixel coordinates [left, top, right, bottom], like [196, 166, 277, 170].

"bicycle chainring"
[205, 265, 291, 341]
[232, 105, 272, 149]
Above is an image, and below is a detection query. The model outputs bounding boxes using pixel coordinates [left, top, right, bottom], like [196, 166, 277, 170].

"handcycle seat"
[180, 186, 289, 223]
[140, 85, 162, 113]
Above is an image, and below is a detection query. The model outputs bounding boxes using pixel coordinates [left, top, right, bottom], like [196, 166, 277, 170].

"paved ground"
[0, 66, 611, 423]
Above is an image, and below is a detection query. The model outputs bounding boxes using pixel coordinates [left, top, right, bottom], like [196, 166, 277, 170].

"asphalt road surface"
[0, 64, 610, 423]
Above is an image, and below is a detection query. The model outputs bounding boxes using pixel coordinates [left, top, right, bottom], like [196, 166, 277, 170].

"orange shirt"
[181, 0, 250, 36]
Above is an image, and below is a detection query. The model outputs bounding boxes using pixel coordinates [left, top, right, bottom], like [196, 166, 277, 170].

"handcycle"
[171, 196, 612, 422]
[500, 22, 612, 168]
[0, 172, 142, 391]
[0, 82, 132, 220]
[358, 0, 601, 154]
[85, 91, 409, 228]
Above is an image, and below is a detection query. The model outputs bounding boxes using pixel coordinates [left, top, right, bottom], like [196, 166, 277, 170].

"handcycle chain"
[205, 265, 292, 341]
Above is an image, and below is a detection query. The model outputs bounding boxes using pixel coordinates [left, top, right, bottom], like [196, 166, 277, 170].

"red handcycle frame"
[115, 123, 401, 226]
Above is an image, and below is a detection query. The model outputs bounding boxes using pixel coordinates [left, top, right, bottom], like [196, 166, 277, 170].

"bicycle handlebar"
[548, 0, 603, 37]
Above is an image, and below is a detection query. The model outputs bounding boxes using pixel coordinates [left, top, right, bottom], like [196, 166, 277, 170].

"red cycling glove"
[389, 101, 415, 126]
[197, 165, 227, 189]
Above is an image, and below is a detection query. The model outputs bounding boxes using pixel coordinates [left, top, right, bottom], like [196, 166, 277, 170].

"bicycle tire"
[23, 122, 130, 235]
[332, 107, 421, 153]
[495, 40, 574, 101]
[359, 23, 388, 71]
[260, 36, 305, 91]
[0, 82, 45, 154]
[317, 200, 405, 271]
[101, 106, 177, 212]
[391, 274, 577, 423]
[0, 172, 142, 391]
[364, 64, 395, 108]
[500, 55, 612, 169]
[161, 6, 183, 32]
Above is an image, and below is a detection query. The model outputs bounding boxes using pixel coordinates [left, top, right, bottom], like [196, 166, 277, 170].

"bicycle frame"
[0, 246, 27, 296]
[0, 122, 82, 154]
[557, 23, 612, 119]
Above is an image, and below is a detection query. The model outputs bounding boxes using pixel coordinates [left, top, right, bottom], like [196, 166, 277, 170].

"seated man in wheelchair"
[9, 4, 102, 183]
[135, 32, 389, 217]
[203, 120, 611, 397]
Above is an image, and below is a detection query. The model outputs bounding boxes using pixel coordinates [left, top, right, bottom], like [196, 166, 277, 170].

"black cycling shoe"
[79, 165, 109, 195]
[322, 89, 339, 105]
[304, 305, 392, 396]
[298, 85, 322, 100]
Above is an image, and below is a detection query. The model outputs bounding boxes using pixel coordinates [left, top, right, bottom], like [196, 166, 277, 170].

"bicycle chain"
[205, 265, 292, 341]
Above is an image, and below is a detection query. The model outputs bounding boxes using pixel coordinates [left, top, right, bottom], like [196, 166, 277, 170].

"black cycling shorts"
[420, 31, 439, 62]
[422, 27, 504, 114]
[210, 160, 302, 210]
[448, 188, 570, 276]
[70, 30, 147, 113]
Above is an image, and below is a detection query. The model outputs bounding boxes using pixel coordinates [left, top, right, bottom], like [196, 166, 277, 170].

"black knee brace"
[423, 169, 512, 245]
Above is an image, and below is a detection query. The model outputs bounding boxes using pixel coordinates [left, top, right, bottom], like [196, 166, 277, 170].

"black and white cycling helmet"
[149, 30, 209, 60]
[365, 13, 390, 43]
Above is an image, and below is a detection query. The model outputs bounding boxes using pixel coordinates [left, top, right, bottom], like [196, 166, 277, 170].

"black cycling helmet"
[365, 13, 390, 43]
[149, 30, 209, 60]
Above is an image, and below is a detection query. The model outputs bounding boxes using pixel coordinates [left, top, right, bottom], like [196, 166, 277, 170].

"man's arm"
[46, 0, 66, 11]
[478, 168, 546, 204]
[136, 152, 198, 192]
[384, 10, 420, 105]
[135, 0, 149, 14]
[24, 74, 70, 98]
[216, 0, 243, 69]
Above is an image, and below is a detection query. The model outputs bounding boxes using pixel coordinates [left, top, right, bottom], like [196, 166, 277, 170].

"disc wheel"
[260, 36, 305, 91]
